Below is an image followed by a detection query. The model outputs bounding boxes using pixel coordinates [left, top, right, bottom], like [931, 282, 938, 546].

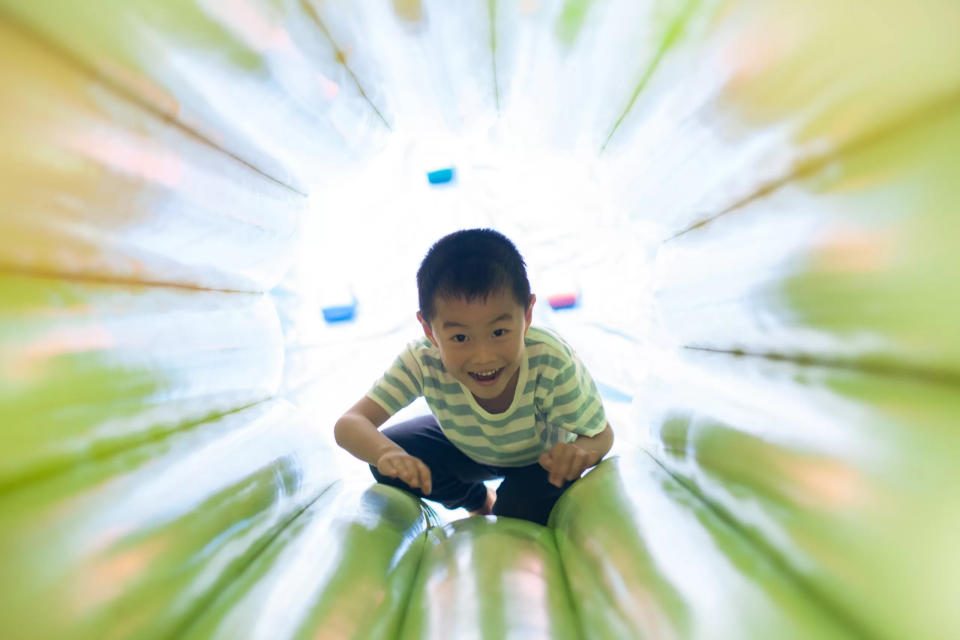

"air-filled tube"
[1, 1, 958, 639]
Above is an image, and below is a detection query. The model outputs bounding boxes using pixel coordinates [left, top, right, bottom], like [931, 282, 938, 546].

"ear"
[524, 294, 536, 332]
[417, 311, 439, 348]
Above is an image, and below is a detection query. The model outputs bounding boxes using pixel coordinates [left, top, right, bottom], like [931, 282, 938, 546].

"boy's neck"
[474, 367, 520, 414]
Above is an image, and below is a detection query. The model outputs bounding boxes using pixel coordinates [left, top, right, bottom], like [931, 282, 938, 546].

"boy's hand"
[538, 442, 600, 488]
[376, 450, 433, 495]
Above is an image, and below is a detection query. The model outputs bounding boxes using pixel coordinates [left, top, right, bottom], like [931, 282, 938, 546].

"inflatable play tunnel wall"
[1, 1, 959, 639]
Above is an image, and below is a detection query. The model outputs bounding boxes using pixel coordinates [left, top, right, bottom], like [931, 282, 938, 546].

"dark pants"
[369, 415, 574, 526]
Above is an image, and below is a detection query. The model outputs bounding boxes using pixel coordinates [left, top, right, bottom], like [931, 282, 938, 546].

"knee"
[493, 478, 573, 526]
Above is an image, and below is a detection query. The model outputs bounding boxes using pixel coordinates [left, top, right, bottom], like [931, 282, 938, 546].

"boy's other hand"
[376, 450, 433, 495]
[539, 442, 600, 488]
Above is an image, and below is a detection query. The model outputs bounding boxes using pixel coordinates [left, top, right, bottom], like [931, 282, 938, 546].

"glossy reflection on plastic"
[183, 483, 430, 639]
[0, 0, 388, 188]
[0, 274, 284, 491]
[399, 517, 580, 640]
[604, 0, 960, 237]
[639, 350, 960, 640]
[2, 1, 959, 639]
[655, 105, 960, 374]
[551, 457, 853, 639]
[0, 21, 304, 291]
[0, 400, 338, 640]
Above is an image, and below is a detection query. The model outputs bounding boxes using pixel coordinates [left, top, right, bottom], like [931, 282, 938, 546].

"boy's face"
[418, 289, 535, 401]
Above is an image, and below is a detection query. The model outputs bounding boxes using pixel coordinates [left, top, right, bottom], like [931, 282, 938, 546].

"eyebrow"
[441, 313, 513, 330]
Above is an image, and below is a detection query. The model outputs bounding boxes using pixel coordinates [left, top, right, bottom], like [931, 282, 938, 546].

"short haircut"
[417, 228, 532, 323]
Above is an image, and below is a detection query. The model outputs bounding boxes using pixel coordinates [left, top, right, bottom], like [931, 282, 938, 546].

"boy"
[334, 229, 613, 526]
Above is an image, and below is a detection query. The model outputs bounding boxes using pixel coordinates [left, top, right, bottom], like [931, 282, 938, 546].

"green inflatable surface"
[1, 0, 958, 638]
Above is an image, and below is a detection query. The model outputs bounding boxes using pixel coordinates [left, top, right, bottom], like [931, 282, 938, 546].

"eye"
[451, 334, 468, 343]
[492, 328, 508, 338]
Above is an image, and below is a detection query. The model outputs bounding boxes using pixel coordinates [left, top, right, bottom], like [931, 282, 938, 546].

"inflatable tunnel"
[2, 1, 959, 638]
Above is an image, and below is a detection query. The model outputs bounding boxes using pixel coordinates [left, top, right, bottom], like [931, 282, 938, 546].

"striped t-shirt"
[366, 326, 607, 467]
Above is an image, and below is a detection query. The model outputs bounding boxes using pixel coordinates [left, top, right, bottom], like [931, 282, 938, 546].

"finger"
[381, 458, 400, 477]
[565, 452, 588, 481]
[549, 459, 566, 487]
[538, 452, 552, 470]
[549, 471, 564, 488]
[560, 449, 588, 483]
[550, 446, 572, 486]
[417, 461, 432, 495]
[550, 442, 567, 487]
[553, 463, 571, 486]
[550, 447, 573, 485]
[400, 459, 419, 488]
[409, 464, 424, 490]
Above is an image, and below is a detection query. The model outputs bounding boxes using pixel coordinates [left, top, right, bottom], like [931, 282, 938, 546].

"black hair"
[417, 228, 532, 323]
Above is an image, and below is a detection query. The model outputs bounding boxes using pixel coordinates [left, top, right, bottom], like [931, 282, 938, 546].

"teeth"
[475, 369, 498, 376]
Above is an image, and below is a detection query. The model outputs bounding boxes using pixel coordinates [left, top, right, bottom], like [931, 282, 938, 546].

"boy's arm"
[540, 422, 614, 488]
[333, 397, 400, 465]
[573, 422, 614, 461]
[334, 397, 433, 494]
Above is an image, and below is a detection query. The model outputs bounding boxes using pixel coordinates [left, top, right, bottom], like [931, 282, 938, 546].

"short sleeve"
[366, 348, 424, 416]
[543, 351, 607, 437]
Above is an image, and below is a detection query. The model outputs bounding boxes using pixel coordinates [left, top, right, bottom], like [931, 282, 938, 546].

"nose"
[470, 340, 498, 366]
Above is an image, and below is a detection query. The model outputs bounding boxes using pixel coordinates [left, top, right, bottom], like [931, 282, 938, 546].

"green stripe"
[526, 328, 569, 352]
[558, 399, 605, 433]
[422, 375, 461, 395]
[554, 384, 585, 407]
[382, 376, 417, 404]
[432, 400, 473, 417]
[369, 388, 401, 413]
[440, 403, 536, 426]
[525, 328, 558, 346]
[453, 439, 547, 464]
[432, 398, 536, 423]
[580, 403, 607, 434]
[554, 364, 578, 388]
[423, 376, 537, 401]
[421, 354, 445, 370]
[546, 429, 560, 448]
[555, 394, 596, 424]
[441, 422, 538, 446]
[383, 373, 417, 399]
[539, 426, 552, 446]
[396, 362, 422, 394]
[528, 354, 567, 371]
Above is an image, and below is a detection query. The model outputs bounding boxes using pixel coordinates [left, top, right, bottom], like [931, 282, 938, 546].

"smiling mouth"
[468, 367, 504, 385]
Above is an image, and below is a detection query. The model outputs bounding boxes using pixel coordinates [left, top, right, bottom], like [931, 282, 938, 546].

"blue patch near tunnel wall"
[595, 381, 633, 403]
